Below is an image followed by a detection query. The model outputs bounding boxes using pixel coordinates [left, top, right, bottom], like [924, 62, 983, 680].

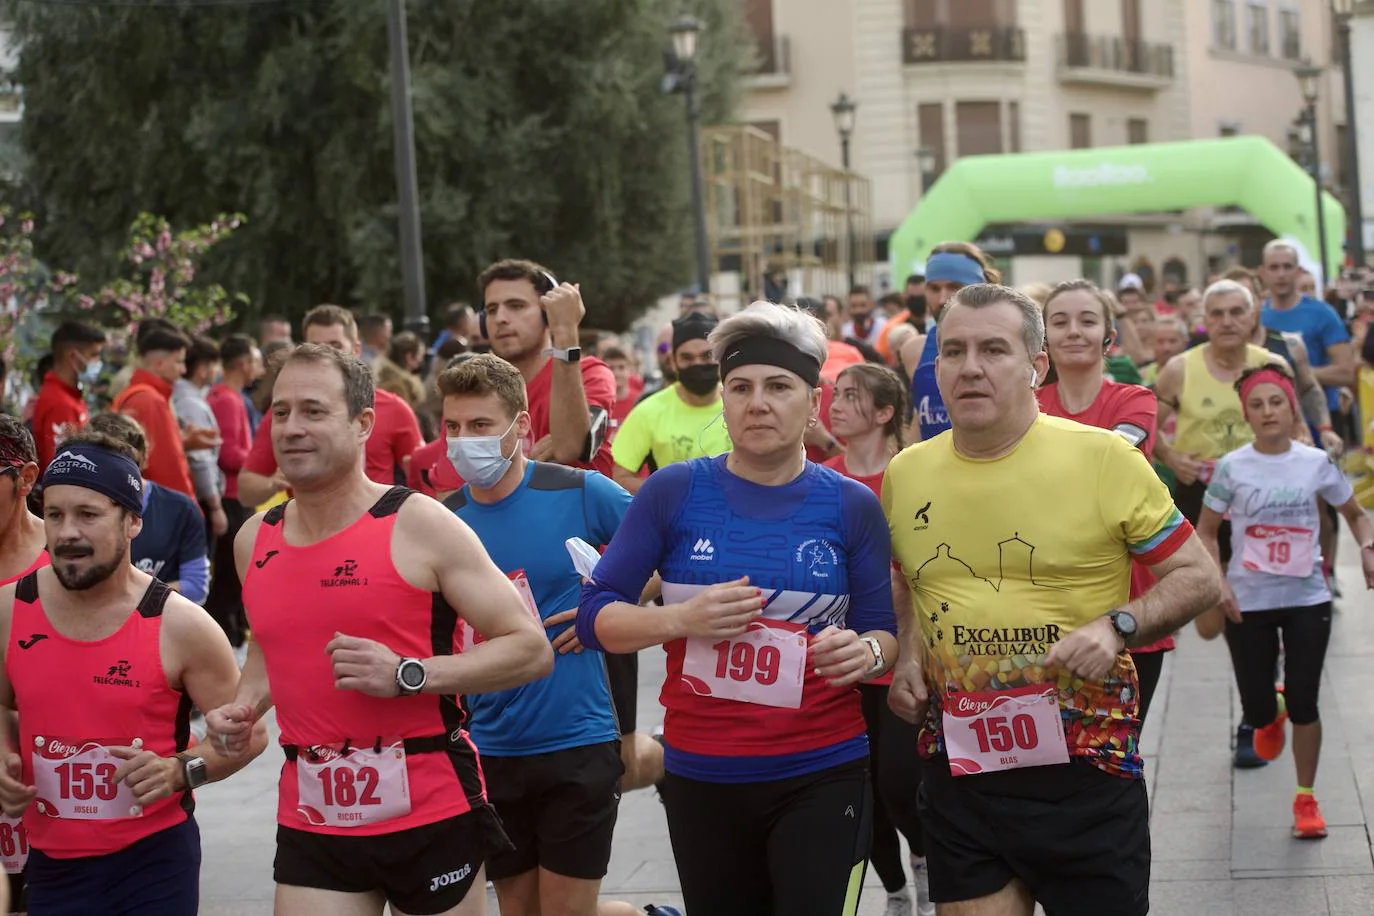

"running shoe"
[911, 853, 935, 916]
[1252, 692, 1288, 761]
[1233, 724, 1267, 769]
[883, 890, 913, 916]
[644, 907, 684, 916]
[1293, 793, 1328, 839]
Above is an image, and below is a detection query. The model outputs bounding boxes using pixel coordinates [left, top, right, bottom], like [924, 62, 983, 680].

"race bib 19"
[295, 742, 411, 828]
[1241, 524, 1315, 578]
[31, 737, 142, 820]
[942, 684, 1069, 777]
[680, 620, 808, 709]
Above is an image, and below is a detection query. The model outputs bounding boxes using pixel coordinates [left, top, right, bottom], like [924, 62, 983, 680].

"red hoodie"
[113, 369, 195, 498]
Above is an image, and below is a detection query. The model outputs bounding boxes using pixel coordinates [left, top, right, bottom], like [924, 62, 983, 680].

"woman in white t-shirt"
[1197, 365, 1374, 840]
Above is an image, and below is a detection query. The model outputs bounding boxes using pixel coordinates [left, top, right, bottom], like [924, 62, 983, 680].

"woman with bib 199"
[1197, 364, 1374, 839]
[577, 302, 899, 916]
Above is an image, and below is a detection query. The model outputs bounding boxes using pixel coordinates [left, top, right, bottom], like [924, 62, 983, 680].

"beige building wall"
[734, 0, 1351, 287]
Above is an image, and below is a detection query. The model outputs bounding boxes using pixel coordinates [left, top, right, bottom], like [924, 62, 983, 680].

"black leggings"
[859, 684, 924, 893]
[1130, 649, 1166, 727]
[1224, 603, 1332, 728]
[662, 759, 872, 916]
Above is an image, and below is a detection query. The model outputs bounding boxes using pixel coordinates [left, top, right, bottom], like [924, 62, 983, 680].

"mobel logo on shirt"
[321, 559, 368, 588]
[92, 659, 140, 689]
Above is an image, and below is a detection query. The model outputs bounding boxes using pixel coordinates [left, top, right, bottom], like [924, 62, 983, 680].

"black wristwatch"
[1107, 610, 1138, 648]
[396, 658, 428, 696]
[176, 752, 208, 790]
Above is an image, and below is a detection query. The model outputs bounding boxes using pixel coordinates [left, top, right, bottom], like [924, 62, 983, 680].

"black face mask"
[677, 363, 720, 396]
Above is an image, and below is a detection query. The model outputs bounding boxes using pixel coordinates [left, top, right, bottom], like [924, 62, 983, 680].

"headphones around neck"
[479, 268, 560, 340]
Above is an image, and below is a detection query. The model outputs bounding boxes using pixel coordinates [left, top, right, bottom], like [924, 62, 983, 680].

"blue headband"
[925, 251, 986, 287]
[41, 443, 144, 516]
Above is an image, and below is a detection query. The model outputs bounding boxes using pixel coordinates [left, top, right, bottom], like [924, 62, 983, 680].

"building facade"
[737, 0, 1349, 291]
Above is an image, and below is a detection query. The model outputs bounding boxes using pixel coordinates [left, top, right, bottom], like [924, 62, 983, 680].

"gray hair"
[1201, 278, 1254, 313]
[709, 301, 829, 372]
[1155, 314, 1190, 337]
[938, 284, 1045, 357]
[1262, 239, 1300, 263]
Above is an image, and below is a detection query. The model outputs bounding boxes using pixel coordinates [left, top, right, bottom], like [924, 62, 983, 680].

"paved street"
[198, 525, 1374, 915]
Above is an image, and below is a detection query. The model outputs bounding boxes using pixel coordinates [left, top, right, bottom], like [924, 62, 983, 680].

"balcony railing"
[902, 26, 1026, 65]
[746, 33, 791, 78]
[1060, 32, 1175, 78]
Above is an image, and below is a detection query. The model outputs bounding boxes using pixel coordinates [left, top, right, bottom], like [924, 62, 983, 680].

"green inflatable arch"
[889, 136, 1346, 283]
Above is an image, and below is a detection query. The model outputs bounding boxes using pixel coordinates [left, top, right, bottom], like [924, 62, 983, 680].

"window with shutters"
[1070, 113, 1092, 150]
[956, 102, 1004, 156]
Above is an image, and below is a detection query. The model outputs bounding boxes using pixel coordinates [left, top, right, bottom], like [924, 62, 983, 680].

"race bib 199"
[1241, 524, 1315, 578]
[295, 742, 412, 828]
[680, 620, 808, 709]
[942, 684, 1069, 777]
[31, 737, 142, 820]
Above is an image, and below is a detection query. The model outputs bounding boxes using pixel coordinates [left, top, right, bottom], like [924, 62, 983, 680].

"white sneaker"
[912, 854, 935, 916]
[883, 889, 913, 916]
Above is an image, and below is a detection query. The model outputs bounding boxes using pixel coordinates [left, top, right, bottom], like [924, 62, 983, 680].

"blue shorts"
[26, 816, 201, 916]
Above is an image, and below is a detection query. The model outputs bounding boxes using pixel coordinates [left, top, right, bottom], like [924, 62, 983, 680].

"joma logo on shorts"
[430, 863, 472, 892]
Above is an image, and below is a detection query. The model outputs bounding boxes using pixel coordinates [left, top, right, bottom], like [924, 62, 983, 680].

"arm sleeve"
[1202, 456, 1236, 515]
[1315, 453, 1356, 506]
[210, 391, 249, 475]
[840, 479, 897, 635]
[243, 415, 278, 476]
[175, 500, 210, 604]
[610, 400, 654, 472]
[1095, 436, 1193, 565]
[582, 470, 633, 547]
[1110, 385, 1159, 461]
[574, 463, 688, 651]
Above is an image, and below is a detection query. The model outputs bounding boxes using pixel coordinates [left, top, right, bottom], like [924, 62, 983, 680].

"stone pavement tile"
[1325, 874, 1374, 915]
[1233, 755, 1363, 828]
[1231, 825, 1374, 878]
[1232, 875, 1330, 911]
[1146, 879, 1233, 915]
[1151, 812, 1231, 862]
[1150, 857, 1234, 882]
[199, 904, 272, 916]
[1151, 778, 1232, 817]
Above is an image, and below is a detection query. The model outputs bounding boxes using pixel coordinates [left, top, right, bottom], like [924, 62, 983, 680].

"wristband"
[1318, 424, 1335, 432]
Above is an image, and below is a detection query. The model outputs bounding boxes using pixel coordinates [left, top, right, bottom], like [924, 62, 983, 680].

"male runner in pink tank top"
[206, 343, 552, 916]
[0, 437, 264, 914]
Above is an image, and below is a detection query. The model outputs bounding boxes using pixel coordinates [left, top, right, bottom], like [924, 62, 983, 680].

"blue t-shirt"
[1262, 295, 1351, 411]
[446, 461, 630, 757]
[132, 482, 209, 604]
[577, 456, 895, 783]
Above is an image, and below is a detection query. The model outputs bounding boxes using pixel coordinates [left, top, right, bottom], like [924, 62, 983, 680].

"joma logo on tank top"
[319, 559, 369, 588]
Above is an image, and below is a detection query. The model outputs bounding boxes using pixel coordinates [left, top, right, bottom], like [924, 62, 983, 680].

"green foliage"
[5, 0, 746, 332]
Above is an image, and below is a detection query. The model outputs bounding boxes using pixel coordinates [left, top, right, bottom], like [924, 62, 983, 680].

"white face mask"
[447, 417, 519, 489]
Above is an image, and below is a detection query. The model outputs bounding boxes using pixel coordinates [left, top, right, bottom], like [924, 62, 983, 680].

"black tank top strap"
[263, 501, 289, 527]
[281, 731, 456, 761]
[14, 572, 38, 604]
[136, 578, 174, 619]
[368, 486, 416, 519]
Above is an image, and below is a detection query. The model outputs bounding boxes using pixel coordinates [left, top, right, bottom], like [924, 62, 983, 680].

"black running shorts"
[919, 756, 1150, 916]
[274, 808, 508, 915]
[483, 741, 624, 881]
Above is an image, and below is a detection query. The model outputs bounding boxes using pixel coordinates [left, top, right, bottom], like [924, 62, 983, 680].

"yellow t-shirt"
[1171, 343, 1272, 460]
[881, 414, 1190, 778]
[611, 385, 732, 472]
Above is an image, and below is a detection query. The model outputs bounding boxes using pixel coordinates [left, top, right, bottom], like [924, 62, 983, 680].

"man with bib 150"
[882, 284, 1219, 916]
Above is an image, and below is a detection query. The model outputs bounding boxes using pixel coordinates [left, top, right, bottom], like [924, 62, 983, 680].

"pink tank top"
[5, 574, 190, 858]
[243, 487, 485, 836]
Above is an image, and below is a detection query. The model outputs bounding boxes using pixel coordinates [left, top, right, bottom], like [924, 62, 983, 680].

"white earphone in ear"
[1029, 369, 1039, 388]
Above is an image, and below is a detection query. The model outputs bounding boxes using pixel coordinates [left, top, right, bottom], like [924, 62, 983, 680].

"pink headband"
[1238, 368, 1297, 418]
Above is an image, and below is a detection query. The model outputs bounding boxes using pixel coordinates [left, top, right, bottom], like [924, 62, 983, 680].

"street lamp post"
[386, 0, 428, 337]
[915, 146, 938, 193]
[1333, 0, 1367, 269]
[1295, 63, 1331, 284]
[666, 16, 711, 295]
[830, 92, 858, 290]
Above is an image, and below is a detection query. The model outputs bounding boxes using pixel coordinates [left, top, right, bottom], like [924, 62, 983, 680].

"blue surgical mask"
[447, 417, 519, 489]
[78, 357, 102, 386]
